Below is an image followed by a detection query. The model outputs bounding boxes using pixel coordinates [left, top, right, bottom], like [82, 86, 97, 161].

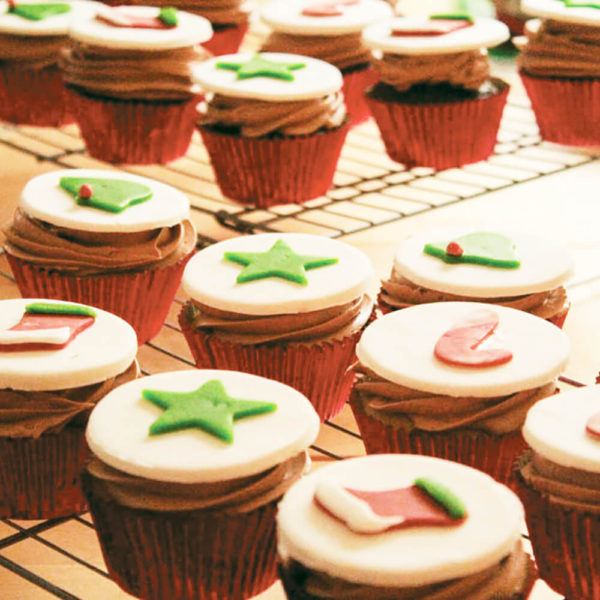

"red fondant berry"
[446, 241, 463, 257]
[78, 184, 93, 199]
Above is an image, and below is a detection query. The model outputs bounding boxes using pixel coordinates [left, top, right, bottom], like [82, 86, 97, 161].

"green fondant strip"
[224, 238, 338, 285]
[142, 379, 277, 443]
[414, 478, 466, 520]
[59, 177, 153, 213]
[25, 302, 97, 317]
[423, 232, 520, 269]
[563, 0, 600, 7]
[429, 13, 474, 22]
[158, 6, 178, 26]
[216, 54, 306, 81]
[9, 3, 70, 20]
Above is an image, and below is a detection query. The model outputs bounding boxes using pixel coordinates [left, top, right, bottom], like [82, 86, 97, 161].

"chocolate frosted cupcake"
[61, 5, 212, 163]
[363, 15, 510, 168]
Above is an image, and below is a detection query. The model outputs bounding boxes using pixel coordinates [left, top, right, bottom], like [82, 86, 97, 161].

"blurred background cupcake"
[60, 4, 212, 164]
[3, 169, 197, 345]
[260, 0, 393, 125]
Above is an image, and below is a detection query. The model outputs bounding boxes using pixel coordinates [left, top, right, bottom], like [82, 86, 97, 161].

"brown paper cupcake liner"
[202, 22, 248, 56]
[520, 72, 600, 146]
[7, 252, 194, 346]
[82, 471, 278, 600]
[0, 429, 88, 519]
[198, 123, 349, 207]
[342, 66, 378, 126]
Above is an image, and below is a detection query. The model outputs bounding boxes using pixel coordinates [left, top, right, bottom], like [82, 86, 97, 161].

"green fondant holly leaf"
[423, 232, 520, 269]
[224, 238, 338, 285]
[216, 54, 306, 81]
[429, 13, 474, 22]
[59, 177, 153, 213]
[158, 6, 178, 26]
[25, 302, 97, 318]
[414, 478, 466, 520]
[563, 0, 600, 7]
[8, 3, 70, 20]
[142, 379, 277, 443]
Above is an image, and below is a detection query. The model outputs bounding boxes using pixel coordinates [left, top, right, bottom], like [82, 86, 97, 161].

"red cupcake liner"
[0, 64, 73, 127]
[0, 429, 88, 519]
[365, 84, 509, 169]
[202, 22, 248, 56]
[179, 311, 359, 421]
[82, 471, 278, 600]
[7, 252, 194, 346]
[68, 88, 200, 164]
[520, 72, 600, 146]
[517, 477, 600, 598]
[198, 123, 349, 207]
[351, 400, 525, 488]
[495, 11, 526, 35]
[342, 66, 378, 126]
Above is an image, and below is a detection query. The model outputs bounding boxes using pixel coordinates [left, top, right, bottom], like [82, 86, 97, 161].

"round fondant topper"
[193, 52, 343, 101]
[20, 169, 190, 233]
[68, 5, 212, 49]
[522, 0, 600, 25]
[362, 16, 509, 54]
[261, 0, 392, 35]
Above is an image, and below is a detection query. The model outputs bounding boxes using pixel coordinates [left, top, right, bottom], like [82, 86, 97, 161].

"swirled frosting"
[0, 33, 65, 68]
[181, 294, 372, 344]
[60, 41, 209, 100]
[85, 450, 308, 511]
[351, 363, 557, 435]
[520, 452, 600, 514]
[518, 19, 600, 78]
[199, 90, 347, 137]
[279, 541, 535, 600]
[261, 32, 370, 71]
[0, 360, 139, 438]
[3, 208, 196, 277]
[373, 49, 490, 91]
[379, 271, 568, 321]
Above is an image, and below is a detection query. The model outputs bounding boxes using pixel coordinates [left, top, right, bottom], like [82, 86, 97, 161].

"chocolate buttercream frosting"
[199, 91, 347, 137]
[86, 450, 308, 511]
[351, 363, 557, 435]
[3, 209, 196, 277]
[379, 270, 568, 321]
[519, 19, 600, 78]
[0, 360, 139, 438]
[0, 33, 65, 68]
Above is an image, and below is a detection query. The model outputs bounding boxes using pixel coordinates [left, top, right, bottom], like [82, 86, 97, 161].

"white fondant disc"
[261, 0, 393, 35]
[363, 17, 509, 54]
[277, 454, 523, 586]
[356, 302, 569, 397]
[393, 228, 573, 298]
[69, 5, 212, 49]
[0, 299, 137, 391]
[523, 0, 600, 26]
[192, 52, 343, 101]
[86, 369, 320, 483]
[0, 0, 99, 36]
[20, 169, 190, 233]
[523, 386, 600, 474]
[182, 232, 374, 315]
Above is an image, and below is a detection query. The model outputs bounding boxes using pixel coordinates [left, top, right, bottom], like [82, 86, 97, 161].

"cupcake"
[179, 232, 375, 421]
[379, 228, 573, 328]
[350, 301, 570, 485]
[0, 298, 138, 519]
[519, 387, 600, 598]
[194, 52, 349, 207]
[277, 454, 537, 599]
[362, 15, 510, 169]
[0, 0, 97, 126]
[83, 368, 319, 600]
[60, 5, 212, 164]
[3, 169, 197, 345]
[260, 0, 392, 125]
[519, 0, 600, 146]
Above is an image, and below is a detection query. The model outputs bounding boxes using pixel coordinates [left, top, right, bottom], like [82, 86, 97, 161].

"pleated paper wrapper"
[201, 22, 248, 56]
[342, 66, 378, 126]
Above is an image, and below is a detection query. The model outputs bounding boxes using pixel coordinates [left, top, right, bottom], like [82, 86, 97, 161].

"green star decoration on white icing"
[142, 379, 277, 443]
[216, 54, 306, 81]
[224, 238, 339, 285]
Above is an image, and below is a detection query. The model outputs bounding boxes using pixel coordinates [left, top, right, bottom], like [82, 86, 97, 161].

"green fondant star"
[224, 238, 338, 285]
[25, 302, 97, 317]
[216, 54, 306, 81]
[8, 2, 70, 20]
[423, 232, 520, 269]
[158, 6, 178, 26]
[142, 379, 277, 443]
[59, 177, 153, 213]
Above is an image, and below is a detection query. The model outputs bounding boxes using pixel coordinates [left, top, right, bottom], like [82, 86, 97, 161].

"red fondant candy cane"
[302, 0, 359, 17]
[586, 412, 600, 439]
